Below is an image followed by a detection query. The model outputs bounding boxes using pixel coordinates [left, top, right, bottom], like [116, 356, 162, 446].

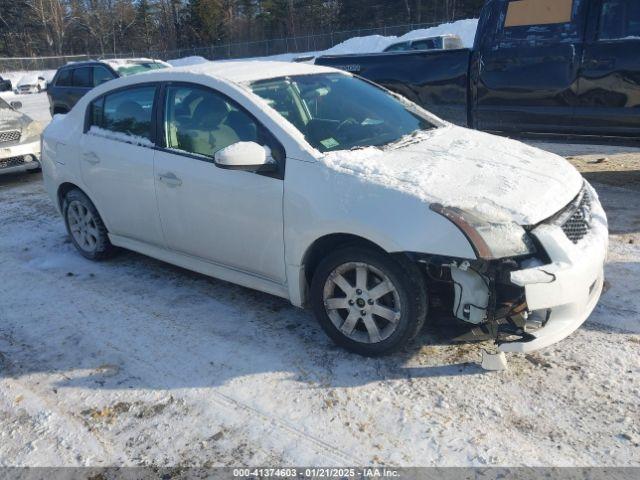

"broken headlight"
[430, 204, 536, 260]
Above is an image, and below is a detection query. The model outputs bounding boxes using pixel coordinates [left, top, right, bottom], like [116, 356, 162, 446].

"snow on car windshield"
[117, 62, 168, 76]
[250, 73, 435, 152]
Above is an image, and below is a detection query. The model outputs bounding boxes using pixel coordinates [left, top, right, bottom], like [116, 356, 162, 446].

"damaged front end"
[414, 254, 537, 349]
[420, 182, 608, 353]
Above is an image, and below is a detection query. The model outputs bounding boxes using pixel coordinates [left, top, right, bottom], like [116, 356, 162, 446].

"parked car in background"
[0, 97, 42, 174]
[15, 73, 48, 94]
[41, 61, 607, 357]
[383, 34, 464, 52]
[0, 75, 12, 92]
[317, 0, 640, 138]
[47, 58, 171, 115]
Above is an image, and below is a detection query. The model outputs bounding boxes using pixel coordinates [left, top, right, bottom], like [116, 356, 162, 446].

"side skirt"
[109, 234, 291, 301]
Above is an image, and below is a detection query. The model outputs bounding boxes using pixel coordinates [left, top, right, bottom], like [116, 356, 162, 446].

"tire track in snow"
[0, 253, 362, 465]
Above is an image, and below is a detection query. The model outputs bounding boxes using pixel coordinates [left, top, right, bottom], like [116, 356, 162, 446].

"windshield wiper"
[387, 129, 431, 150]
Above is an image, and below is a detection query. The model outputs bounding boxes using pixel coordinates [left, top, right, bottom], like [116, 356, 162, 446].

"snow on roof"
[103, 58, 171, 68]
[171, 60, 343, 84]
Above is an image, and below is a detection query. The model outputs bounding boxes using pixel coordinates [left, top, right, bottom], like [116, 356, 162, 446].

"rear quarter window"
[87, 85, 156, 143]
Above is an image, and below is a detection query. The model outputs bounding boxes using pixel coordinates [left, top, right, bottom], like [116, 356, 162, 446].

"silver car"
[0, 97, 42, 174]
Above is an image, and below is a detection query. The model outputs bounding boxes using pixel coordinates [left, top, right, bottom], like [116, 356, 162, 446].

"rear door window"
[88, 85, 156, 143]
[72, 67, 92, 88]
[498, 0, 582, 46]
[598, 0, 640, 40]
[56, 69, 72, 87]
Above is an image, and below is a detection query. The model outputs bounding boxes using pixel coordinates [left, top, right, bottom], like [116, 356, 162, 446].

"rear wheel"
[310, 246, 427, 356]
[62, 189, 114, 260]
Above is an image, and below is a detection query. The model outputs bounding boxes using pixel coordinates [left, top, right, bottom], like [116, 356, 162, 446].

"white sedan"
[15, 73, 48, 94]
[41, 61, 608, 357]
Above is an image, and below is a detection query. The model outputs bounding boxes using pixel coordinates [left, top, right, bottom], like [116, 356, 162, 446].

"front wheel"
[310, 247, 427, 356]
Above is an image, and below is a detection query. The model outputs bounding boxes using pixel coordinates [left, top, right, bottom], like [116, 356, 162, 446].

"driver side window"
[164, 85, 260, 158]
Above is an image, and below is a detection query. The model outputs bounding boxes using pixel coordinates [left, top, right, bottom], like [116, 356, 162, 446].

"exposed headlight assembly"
[430, 203, 536, 260]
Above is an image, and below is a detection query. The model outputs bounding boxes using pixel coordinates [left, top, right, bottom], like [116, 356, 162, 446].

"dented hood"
[322, 126, 583, 225]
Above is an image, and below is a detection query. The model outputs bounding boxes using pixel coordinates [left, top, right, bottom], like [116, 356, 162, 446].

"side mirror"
[214, 142, 277, 172]
[10, 101, 22, 110]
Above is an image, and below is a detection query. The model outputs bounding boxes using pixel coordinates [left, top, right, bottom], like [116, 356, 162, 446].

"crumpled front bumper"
[501, 184, 608, 353]
[0, 139, 41, 174]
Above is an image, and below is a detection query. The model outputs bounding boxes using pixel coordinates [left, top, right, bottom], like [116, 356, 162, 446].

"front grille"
[0, 130, 21, 144]
[0, 156, 26, 169]
[559, 187, 593, 244]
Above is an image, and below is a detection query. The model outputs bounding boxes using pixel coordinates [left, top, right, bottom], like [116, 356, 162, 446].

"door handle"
[158, 172, 182, 187]
[83, 151, 100, 165]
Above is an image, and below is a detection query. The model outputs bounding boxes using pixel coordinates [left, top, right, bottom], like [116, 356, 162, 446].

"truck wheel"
[310, 246, 427, 356]
[62, 189, 115, 261]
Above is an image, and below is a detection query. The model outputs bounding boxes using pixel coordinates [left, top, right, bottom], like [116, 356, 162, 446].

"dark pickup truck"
[316, 0, 640, 138]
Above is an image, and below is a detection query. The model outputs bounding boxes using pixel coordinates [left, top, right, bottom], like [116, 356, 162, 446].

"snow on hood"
[0, 107, 28, 131]
[321, 125, 583, 225]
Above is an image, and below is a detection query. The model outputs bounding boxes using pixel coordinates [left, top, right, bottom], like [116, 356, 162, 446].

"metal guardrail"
[0, 21, 446, 74]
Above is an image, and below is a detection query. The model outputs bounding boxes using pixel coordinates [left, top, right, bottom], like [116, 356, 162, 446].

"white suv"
[41, 61, 608, 356]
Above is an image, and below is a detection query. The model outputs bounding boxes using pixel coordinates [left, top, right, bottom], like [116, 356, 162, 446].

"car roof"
[167, 60, 343, 84]
[58, 61, 107, 70]
[59, 58, 168, 70]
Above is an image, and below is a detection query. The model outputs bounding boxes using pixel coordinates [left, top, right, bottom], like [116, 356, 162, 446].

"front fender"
[283, 160, 476, 305]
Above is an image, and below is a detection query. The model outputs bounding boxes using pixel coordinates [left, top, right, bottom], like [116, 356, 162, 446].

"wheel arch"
[57, 182, 84, 211]
[295, 233, 390, 307]
[56, 183, 107, 229]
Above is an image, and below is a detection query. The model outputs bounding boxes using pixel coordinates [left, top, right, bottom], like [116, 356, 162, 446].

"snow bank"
[1, 70, 55, 86]
[398, 18, 478, 48]
[323, 35, 395, 55]
[325, 18, 478, 54]
[167, 56, 209, 67]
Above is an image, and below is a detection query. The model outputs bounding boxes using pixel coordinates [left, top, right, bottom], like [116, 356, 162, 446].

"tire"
[62, 189, 115, 261]
[310, 246, 427, 356]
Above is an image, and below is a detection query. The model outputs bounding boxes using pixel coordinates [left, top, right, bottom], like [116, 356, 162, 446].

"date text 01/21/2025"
[232, 468, 400, 478]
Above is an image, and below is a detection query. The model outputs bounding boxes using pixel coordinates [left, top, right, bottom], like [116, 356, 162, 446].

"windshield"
[250, 73, 435, 152]
[0, 97, 10, 109]
[117, 62, 168, 76]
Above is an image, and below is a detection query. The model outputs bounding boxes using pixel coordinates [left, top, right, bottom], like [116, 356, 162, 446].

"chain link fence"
[0, 21, 445, 74]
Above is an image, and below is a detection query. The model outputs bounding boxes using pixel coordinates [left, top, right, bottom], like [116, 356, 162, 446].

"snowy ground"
[0, 126, 639, 466]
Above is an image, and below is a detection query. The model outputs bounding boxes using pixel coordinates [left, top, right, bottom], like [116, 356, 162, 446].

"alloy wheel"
[322, 262, 402, 344]
[67, 200, 100, 253]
